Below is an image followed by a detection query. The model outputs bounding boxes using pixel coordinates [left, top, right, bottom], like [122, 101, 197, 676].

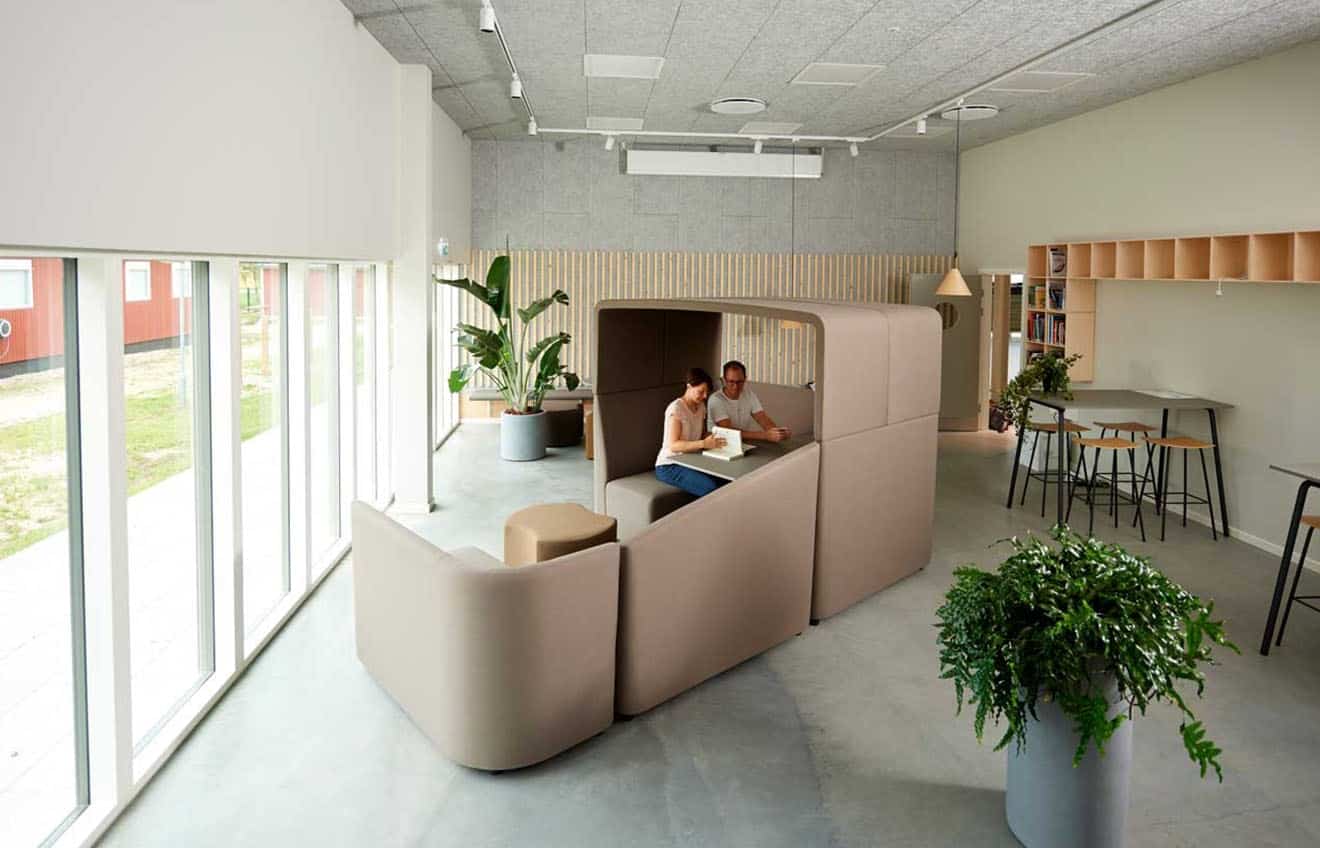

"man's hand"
[702, 434, 727, 450]
[764, 427, 791, 443]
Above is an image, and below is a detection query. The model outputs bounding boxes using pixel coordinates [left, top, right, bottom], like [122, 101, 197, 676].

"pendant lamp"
[935, 100, 973, 297]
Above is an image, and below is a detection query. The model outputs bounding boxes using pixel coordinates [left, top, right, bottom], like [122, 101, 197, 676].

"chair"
[1139, 436, 1219, 542]
[1019, 420, 1091, 517]
[1092, 420, 1159, 510]
[1067, 437, 1147, 541]
[1275, 515, 1320, 647]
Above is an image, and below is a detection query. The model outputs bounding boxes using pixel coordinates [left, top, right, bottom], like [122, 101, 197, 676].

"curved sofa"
[351, 502, 620, 771]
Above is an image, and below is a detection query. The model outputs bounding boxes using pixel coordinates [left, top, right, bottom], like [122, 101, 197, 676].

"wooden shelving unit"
[1025, 228, 1317, 387]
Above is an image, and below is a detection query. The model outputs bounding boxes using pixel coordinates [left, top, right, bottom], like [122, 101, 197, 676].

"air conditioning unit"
[624, 148, 822, 179]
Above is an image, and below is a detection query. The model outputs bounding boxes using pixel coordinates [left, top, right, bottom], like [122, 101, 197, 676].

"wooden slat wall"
[457, 249, 951, 390]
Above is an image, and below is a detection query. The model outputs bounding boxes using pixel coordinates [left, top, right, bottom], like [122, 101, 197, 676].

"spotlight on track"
[510, 73, 522, 99]
[603, 134, 615, 151]
[849, 142, 859, 157]
[916, 115, 928, 135]
[753, 139, 763, 154]
[527, 118, 537, 136]
[479, 0, 495, 33]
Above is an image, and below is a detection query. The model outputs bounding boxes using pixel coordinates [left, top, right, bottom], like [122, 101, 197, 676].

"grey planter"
[500, 410, 548, 461]
[1005, 681, 1133, 848]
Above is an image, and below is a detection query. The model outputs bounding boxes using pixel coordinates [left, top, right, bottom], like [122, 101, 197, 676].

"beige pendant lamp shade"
[938, 101, 973, 297]
[936, 263, 971, 297]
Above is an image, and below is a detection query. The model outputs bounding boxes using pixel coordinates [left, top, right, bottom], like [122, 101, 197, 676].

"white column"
[206, 258, 243, 671]
[391, 64, 435, 513]
[75, 255, 133, 809]
[286, 261, 311, 590]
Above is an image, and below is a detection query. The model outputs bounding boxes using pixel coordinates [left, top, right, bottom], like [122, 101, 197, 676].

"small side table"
[1258, 462, 1320, 655]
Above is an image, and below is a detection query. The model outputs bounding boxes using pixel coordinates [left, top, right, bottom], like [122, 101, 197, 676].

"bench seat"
[604, 471, 695, 539]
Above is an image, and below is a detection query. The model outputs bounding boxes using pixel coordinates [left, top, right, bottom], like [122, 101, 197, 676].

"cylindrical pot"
[500, 410, 548, 461]
[1005, 681, 1132, 848]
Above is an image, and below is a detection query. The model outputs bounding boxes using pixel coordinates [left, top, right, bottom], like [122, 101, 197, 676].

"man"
[707, 360, 792, 443]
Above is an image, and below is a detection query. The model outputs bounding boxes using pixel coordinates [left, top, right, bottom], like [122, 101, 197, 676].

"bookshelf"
[1023, 243, 1096, 382]
[1025, 228, 1319, 385]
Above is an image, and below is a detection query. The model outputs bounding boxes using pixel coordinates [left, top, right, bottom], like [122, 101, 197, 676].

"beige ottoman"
[504, 503, 617, 566]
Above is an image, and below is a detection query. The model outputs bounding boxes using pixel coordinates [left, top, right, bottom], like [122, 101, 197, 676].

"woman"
[655, 367, 728, 497]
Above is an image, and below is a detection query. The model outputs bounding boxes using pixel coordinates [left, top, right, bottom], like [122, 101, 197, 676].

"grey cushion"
[605, 471, 695, 540]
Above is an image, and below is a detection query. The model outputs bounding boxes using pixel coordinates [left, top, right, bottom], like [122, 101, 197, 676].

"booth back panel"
[884, 305, 943, 425]
[594, 308, 666, 393]
[812, 413, 937, 619]
[615, 444, 820, 715]
[816, 308, 891, 440]
[593, 384, 685, 507]
[662, 310, 723, 385]
[748, 382, 815, 437]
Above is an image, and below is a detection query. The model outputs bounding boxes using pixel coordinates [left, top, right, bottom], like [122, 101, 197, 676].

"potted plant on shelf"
[438, 254, 579, 461]
[998, 351, 1081, 430]
[936, 527, 1237, 848]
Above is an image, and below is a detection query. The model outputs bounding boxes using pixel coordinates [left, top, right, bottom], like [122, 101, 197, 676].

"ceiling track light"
[849, 142, 859, 157]
[527, 117, 537, 136]
[916, 115, 928, 135]
[603, 135, 615, 151]
[479, 0, 495, 33]
[510, 73, 522, 99]
[753, 139, 763, 154]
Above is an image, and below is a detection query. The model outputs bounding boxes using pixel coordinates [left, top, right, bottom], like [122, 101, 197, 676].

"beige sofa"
[351, 502, 620, 771]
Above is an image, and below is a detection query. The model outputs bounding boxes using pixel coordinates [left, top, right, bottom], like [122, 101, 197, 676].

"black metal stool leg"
[1276, 527, 1315, 647]
[1160, 446, 1170, 542]
[1020, 431, 1039, 507]
[1134, 445, 1155, 529]
[1067, 449, 1087, 523]
[1086, 452, 1097, 537]
[1182, 449, 1189, 527]
[1040, 432, 1053, 518]
[1199, 449, 1217, 542]
[1111, 449, 1120, 528]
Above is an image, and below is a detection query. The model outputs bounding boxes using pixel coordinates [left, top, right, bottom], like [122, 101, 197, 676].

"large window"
[0, 258, 87, 847]
[238, 263, 288, 640]
[307, 264, 339, 560]
[122, 259, 212, 748]
[351, 265, 375, 501]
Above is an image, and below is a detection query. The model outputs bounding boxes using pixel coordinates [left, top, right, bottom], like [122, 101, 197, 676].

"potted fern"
[437, 255, 579, 461]
[998, 351, 1081, 430]
[936, 527, 1236, 848]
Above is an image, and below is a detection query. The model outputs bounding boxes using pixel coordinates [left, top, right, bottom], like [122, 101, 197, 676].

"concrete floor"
[98, 425, 1320, 847]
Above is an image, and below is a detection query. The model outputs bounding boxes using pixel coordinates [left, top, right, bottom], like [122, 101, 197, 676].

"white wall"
[959, 40, 1320, 552]
[434, 106, 472, 264]
[0, 0, 398, 260]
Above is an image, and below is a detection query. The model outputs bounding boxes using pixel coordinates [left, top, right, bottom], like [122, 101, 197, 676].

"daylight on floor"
[3, 1, 1320, 846]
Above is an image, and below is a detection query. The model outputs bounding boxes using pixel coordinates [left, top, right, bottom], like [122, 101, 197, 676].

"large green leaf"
[454, 324, 503, 369]
[436, 277, 492, 313]
[486, 255, 511, 320]
[525, 332, 570, 364]
[517, 289, 569, 324]
[448, 365, 472, 394]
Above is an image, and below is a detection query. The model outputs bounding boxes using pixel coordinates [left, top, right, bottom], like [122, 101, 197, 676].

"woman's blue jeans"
[655, 463, 725, 497]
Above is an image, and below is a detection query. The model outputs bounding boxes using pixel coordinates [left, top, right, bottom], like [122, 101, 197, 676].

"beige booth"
[351, 502, 620, 771]
[593, 298, 940, 637]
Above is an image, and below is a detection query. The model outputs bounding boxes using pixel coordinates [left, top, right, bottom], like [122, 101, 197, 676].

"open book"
[702, 426, 756, 461]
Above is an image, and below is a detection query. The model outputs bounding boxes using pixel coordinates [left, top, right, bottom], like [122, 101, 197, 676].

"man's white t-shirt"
[707, 388, 763, 432]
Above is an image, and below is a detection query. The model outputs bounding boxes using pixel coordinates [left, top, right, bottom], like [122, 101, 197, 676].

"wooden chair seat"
[1146, 436, 1214, 450]
[1073, 437, 1136, 450]
[1026, 420, 1089, 434]
[1302, 515, 1320, 531]
[1093, 420, 1157, 433]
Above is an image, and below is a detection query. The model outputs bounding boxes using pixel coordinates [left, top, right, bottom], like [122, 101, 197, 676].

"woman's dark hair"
[685, 367, 714, 392]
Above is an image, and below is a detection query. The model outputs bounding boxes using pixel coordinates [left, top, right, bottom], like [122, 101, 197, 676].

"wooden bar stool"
[1019, 420, 1091, 518]
[1275, 515, 1320, 647]
[1139, 436, 1219, 542]
[1067, 437, 1147, 541]
[1092, 421, 1160, 510]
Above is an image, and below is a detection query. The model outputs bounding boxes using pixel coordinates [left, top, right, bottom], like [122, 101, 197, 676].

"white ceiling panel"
[344, 0, 1320, 145]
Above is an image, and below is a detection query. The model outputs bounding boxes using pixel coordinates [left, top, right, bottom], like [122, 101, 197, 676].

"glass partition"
[307, 264, 339, 561]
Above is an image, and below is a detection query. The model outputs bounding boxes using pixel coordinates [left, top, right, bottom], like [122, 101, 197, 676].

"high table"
[1006, 389, 1233, 534]
[670, 435, 814, 482]
[1258, 462, 1320, 655]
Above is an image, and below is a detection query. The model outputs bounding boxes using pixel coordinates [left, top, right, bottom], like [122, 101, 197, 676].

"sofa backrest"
[746, 381, 815, 437]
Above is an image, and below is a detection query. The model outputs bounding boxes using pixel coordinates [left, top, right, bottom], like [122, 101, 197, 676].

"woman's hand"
[701, 434, 727, 450]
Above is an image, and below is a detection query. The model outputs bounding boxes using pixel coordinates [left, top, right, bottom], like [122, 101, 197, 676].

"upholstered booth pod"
[351, 502, 620, 771]
[593, 298, 941, 636]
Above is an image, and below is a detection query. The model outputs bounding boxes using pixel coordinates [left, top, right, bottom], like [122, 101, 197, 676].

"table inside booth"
[668, 434, 815, 482]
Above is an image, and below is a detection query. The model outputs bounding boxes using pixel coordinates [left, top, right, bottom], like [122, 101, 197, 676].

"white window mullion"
[337, 263, 355, 530]
[285, 262, 311, 593]
[374, 262, 392, 508]
[73, 255, 134, 815]
[206, 258, 243, 673]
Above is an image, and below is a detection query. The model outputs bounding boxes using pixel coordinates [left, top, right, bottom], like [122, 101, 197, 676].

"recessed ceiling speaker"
[709, 97, 767, 116]
[940, 103, 999, 121]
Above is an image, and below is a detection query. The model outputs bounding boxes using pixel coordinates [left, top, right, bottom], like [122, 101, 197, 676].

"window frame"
[0, 257, 35, 309]
[170, 262, 193, 299]
[124, 260, 152, 303]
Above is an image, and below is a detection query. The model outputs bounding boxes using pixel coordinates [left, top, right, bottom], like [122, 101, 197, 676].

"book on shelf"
[1047, 287, 1066, 310]
[1033, 286, 1046, 308]
[1049, 247, 1067, 276]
